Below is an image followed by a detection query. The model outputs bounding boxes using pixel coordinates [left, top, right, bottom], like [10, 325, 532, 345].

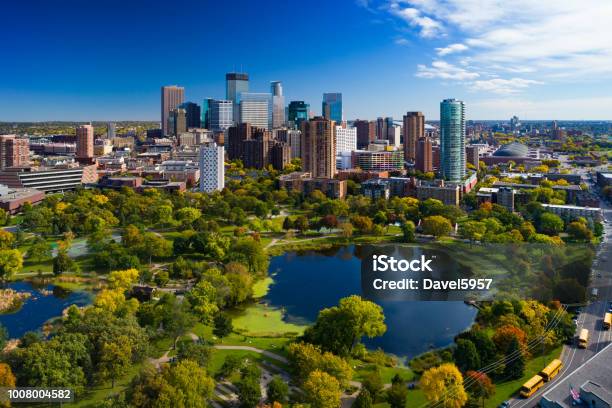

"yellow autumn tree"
[420, 363, 468, 408]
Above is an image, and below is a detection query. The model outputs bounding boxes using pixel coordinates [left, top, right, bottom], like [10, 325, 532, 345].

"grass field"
[228, 302, 306, 337]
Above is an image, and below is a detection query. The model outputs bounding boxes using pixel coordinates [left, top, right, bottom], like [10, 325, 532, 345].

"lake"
[0, 281, 92, 339]
[265, 245, 477, 359]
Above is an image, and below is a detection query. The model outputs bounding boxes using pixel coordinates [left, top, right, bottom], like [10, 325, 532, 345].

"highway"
[509, 176, 612, 408]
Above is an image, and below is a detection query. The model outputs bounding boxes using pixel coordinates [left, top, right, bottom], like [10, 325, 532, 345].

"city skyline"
[2, 0, 612, 121]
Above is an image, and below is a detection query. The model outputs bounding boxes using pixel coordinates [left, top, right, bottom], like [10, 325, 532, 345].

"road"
[509, 178, 612, 408]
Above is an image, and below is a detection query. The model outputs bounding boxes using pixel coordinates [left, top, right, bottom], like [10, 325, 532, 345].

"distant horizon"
[2, 1, 612, 121]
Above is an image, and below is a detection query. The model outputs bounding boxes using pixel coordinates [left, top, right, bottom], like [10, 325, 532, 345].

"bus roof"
[522, 375, 544, 389]
[541, 359, 563, 375]
[580, 328, 589, 338]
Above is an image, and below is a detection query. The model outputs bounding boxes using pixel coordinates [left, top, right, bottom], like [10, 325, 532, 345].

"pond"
[266, 245, 478, 359]
[0, 281, 93, 339]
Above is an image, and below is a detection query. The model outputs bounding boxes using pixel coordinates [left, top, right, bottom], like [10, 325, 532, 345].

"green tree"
[503, 337, 525, 379]
[354, 389, 373, 408]
[539, 212, 564, 235]
[401, 221, 416, 243]
[28, 237, 53, 263]
[454, 339, 481, 372]
[98, 335, 132, 387]
[177, 341, 212, 367]
[566, 221, 593, 241]
[267, 375, 289, 404]
[465, 371, 495, 407]
[422, 215, 452, 238]
[237, 369, 261, 408]
[303, 370, 342, 408]
[387, 381, 408, 408]
[0, 249, 23, 282]
[213, 313, 233, 340]
[362, 370, 384, 401]
[52, 249, 78, 276]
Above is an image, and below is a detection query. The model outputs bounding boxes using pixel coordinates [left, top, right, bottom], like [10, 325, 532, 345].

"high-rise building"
[322, 93, 342, 123]
[243, 128, 271, 169]
[161, 85, 185, 136]
[335, 126, 357, 153]
[227, 123, 252, 161]
[287, 101, 309, 128]
[270, 81, 285, 128]
[201, 98, 212, 129]
[270, 141, 291, 170]
[440, 99, 466, 182]
[301, 117, 336, 178]
[432, 145, 440, 170]
[106, 122, 116, 139]
[466, 145, 480, 169]
[199, 142, 225, 193]
[276, 129, 302, 159]
[167, 108, 187, 136]
[239, 93, 272, 130]
[0, 135, 29, 169]
[375, 117, 392, 141]
[209, 100, 233, 131]
[385, 117, 395, 141]
[403, 112, 425, 162]
[354, 119, 374, 149]
[180, 102, 201, 129]
[226, 72, 249, 123]
[76, 124, 94, 162]
[416, 137, 433, 173]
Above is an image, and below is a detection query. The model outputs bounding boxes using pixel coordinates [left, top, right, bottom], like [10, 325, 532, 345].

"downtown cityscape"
[0, 1, 611, 408]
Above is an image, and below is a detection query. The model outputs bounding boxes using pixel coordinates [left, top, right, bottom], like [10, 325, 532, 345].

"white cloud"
[416, 60, 479, 80]
[394, 37, 410, 46]
[383, 0, 612, 94]
[435, 43, 468, 56]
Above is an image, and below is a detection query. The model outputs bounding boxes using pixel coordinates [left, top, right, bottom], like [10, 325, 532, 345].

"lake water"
[266, 245, 477, 359]
[0, 281, 92, 339]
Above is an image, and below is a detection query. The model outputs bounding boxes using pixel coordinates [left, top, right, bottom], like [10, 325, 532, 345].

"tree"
[213, 313, 233, 340]
[362, 370, 384, 401]
[465, 371, 495, 407]
[287, 342, 353, 387]
[566, 221, 593, 241]
[492, 325, 526, 354]
[0, 230, 15, 250]
[0, 362, 16, 388]
[387, 381, 408, 408]
[303, 370, 342, 408]
[228, 238, 269, 276]
[354, 389, 373, 408]
[420, 363, 468, 408]
[108, 268, 139, 290]
[454, 339, 481, 372]
[294, 216, 309, 233]
[401, 221, 416, 243]
[237, 365, 261, 408]
[539, 212, 564, 235]
[339, 222, 354, 238]
[267, 375, 289, 404]
[52, 249, 77, 276]
[282, 216, 294, 231]
[177, 341, 212, 367]
[503, 336, 525, 379]
[351, 215, 373, 234]
[303, 295, 386, 356]
[0, 249, 23, 282]
[27, 236, 53, 263]
[422, 215, 452, 238]
[458, 221, 487, 242]
[98, 335, 132, 388]
[187, 280, 219, 324]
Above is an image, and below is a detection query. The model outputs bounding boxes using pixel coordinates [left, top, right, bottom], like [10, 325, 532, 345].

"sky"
[2, 0, 612, 121]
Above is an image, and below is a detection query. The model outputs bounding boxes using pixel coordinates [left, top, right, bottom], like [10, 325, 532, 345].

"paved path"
[213, 345, 288, 364]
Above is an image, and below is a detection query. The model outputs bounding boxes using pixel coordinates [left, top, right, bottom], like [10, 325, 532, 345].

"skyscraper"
[416, 137, 433, 173]
[161, 85, 185, 136]
[199, 142, 225, 193]
[335, 126, 357, 153]
[301, 117, 336, 178]
[322, 93, 342, 123]
[180, 102, 201, 129]
[239, 93, 272, 130]
[209, 100, 233, 131]
[226, 72, 249, 123]
[168, 108, 187, 136]
[0, 135, 29, 169]
[403, 112, 425, 162]
[106, 122, 116, 139]
[201, 98, 212, 129]
[287, 101, 309, 128]
[227, 123, 252, 162]
[270, 81, 285, 128]
[440, 99, 466, 182]
[76, 124, 94, 162]
[354, 119, 374, 149]
[385, 117, 394, 141]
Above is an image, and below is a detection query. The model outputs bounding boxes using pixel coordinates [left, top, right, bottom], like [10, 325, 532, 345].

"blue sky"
[2, 0, 612, 121]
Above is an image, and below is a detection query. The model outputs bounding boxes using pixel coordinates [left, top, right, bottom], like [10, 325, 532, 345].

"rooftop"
[492, 142, 529, 157]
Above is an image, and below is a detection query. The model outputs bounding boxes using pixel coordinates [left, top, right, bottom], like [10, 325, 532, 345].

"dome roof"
[493, 142, 528, 157]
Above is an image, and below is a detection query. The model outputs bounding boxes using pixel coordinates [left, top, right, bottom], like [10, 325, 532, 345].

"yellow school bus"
[539, 359, 563, 382]
[520, 375, 545, 398]
[578, 328, 589, 348]
[603, 313, 611, 330]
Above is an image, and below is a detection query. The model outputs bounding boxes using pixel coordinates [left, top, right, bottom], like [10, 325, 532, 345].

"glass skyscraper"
[226, 72, 249, 122]
[440, 98, 466, 182]
[288, 101, 309, 128]
[322, 93, 342, 123]
[209, 99, 233, 131]
[239, 92, 272, 130]
[201, 98, 212, 129]
[270, 81, 285, 128]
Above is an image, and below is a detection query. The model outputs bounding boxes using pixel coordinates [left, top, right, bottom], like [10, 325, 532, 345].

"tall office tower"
[440, 99, 466, 182]
[287, 101, 309, 128]
[201, 98, 212, 129]
[375, 117, 387, 140]
[354, 119, 374, 149]
[270, 141, 291, 170]
[416, 137, 433, 173]
[466, 145, 480, 169]
[209, 100, 234, 131]
[180, 102, 201, 129]
[239, 93, 272, 130]
[270, 81, 285, 128]
[243, 128, 271, 169]
[227, 123, 252, 161]
[76, 124, 94, 162]
[403, 111, 425, 162]
[335, 126, 357, 153]
[226, 72, 249, 122]
[301, 117, 336, 178]
[161, 85, 185, 136]
[322, 93, 342, 123]
[199, 142, 225, 193]
[0, 135, 30, 169]
[385, 117, 394, 140]
[106, 122, 116, 139]
[167, 108, 187, 136]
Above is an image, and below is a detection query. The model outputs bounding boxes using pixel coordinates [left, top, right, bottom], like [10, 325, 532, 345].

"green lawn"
[353, 362, 416, 384]
[229, 302, 306, 337]
[485, 345, 563, 408]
